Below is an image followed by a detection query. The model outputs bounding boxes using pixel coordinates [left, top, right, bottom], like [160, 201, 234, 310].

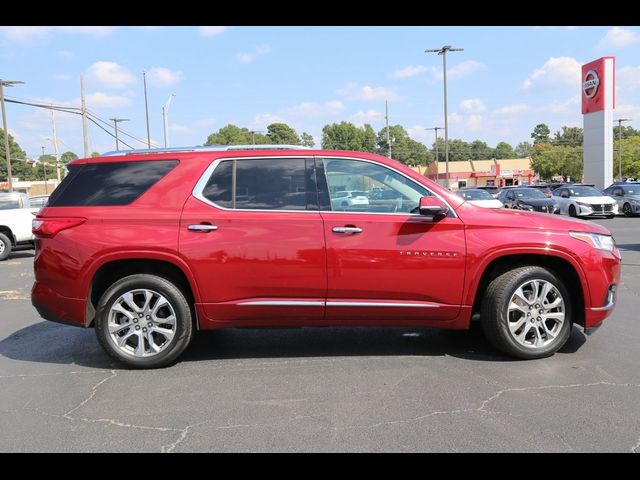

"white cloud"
[338, 82, 399, 101]
[546, 95, 580, 114]
[407, 125, 430, 142]
[352, 110, 384, 121]
[195, 117, 217, 128]
[493, 103, 529, 115]
[84, 92, 131, 108]
[389, 65, 427, 79]
[614, 103, 640, 119]
[253, 113, 285, 127]
[86, 61, 136, 89]
[236, 44, 271, 64]
[146, 67, 183, 87]
[284, 100, 345, 117]
[467, 115, 484, 132]
[522, 56, 581, 92]
[0, 26, 115, 43]
[169, 123, 189, 134]
[430, 60, 486, 81]
[598, 27, 639, 49]
[617, 66, 640, 92]
[198, 26, 226, 37]
[460, 98, 485, 114]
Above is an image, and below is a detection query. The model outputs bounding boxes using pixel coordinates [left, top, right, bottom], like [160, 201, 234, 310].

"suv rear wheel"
[0, 233, 12, 261]
[95, 274, 194, 369]
[481, 266, 572, 359]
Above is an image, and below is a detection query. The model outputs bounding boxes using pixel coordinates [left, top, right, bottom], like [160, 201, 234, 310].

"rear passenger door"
[180, 157, 327, 326]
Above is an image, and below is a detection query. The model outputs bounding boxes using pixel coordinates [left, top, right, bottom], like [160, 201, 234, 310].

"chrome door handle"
[188, 224, 219, 232]
[332, 226, 363, 234]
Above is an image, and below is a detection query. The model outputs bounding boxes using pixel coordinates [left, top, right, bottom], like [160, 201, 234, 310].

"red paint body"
[32, 150, 621, 334]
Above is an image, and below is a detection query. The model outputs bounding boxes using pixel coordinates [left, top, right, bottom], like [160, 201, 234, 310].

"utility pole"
[385, 100, 391, 158]
[109, 118, 129, 150]
[615, 118, 631, 181]
[249, 130, 264, 145]
[162, 93, 176, 148]
[51, 107, 61, 182]
[1, 79, 24, 192]
[425, 127, 443, 177]
[426, 45, 464, 189]
[80, 76, 89, 158]
[41, 146, 48, 194]
[143, 71, 151, 149]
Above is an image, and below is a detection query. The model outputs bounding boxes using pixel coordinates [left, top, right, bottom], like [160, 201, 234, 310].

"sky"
[2, 25, 640, 159]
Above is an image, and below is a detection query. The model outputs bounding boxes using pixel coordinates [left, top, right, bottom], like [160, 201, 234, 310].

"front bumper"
[31, 281, 87, 328]
[577, 203, 618, 216]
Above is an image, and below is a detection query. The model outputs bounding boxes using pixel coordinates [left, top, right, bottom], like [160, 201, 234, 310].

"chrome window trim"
[192, 155, 457, 218]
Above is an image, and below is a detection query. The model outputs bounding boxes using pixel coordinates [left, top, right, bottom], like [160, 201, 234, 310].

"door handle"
[332, 226, 363, 234]
[188, 224, 219, 232]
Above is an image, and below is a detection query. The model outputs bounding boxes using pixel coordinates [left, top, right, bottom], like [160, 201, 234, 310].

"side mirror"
[419, 196, 448, 218]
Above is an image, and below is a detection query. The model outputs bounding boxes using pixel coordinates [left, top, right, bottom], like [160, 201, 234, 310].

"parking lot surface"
[1, 218, 639, 452]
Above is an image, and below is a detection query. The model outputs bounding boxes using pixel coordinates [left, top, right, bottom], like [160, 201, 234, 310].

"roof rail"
[101, 144, 311, 157]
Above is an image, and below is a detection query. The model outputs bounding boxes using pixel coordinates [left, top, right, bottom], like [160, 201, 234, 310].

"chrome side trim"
[591, 287, 616, 311]
[237, 300, 325, 307]
[192, 155, 457, 218]
[326, 301, 439, 308]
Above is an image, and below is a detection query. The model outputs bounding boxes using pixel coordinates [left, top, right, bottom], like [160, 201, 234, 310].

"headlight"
[569, 231, 616, 253]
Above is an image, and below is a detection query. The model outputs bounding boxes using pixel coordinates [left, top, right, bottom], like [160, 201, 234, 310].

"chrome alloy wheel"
[107, 289, 177, 358]
[0, 239, 5, 255]
[507, 279, 565, 349]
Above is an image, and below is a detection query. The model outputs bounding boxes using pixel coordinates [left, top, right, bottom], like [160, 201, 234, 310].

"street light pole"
[426, 46, 463, 189]
[615, 118, 631, 181]
[425, 127, 443, 178]
[143, 71, 151, 149]
[41, 146, 48, 194]
[1, 79, 24, 192]
[110, 118, 129, 150]
[162, 93, 176, 148]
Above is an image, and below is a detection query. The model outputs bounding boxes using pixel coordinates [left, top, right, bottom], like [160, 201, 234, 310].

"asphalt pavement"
[1, 218, 639, 452]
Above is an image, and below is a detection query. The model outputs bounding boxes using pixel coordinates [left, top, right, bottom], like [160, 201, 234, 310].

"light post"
[425, 127, 443, 179]
[1, 79, 24, 192]
[110, 118, 129, 150]
[162, 93, 176, 148]
[41, 146, 48, 194]
[426, 45, 463, 189]
[249, 130, 264, 145]
[615, 118, 631, 181]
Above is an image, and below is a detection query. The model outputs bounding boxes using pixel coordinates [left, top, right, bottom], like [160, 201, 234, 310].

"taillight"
[32, 217, 86, 238]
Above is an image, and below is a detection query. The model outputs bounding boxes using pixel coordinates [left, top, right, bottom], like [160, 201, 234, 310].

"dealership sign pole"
[582, 57, 615, 189]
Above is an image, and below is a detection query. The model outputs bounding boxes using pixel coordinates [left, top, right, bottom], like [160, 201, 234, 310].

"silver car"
[603, 183, 640, 217]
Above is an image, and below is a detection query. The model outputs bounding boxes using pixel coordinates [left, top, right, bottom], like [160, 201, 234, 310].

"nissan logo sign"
[583, 69, 600, 99]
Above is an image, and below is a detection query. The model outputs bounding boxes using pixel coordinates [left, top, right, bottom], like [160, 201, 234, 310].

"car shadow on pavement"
[7, 251, 35, 260]
[617, 243, 640, 252]
[0, 321, 587, 368]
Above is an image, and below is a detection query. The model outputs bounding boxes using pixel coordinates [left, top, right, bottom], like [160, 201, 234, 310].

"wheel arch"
[0, 226, 16, 246]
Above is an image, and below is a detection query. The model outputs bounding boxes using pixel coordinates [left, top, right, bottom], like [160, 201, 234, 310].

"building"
[0, 179, 60, 196]
[415, 157, 536, 190]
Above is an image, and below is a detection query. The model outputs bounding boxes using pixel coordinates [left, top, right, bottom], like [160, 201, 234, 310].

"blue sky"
[2, 25, 640, 159]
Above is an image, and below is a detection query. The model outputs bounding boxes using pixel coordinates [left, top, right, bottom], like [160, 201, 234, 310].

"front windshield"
[570, 187, 602, 197]
[514, 189, 546, 199]
[459, 189, 493, 200]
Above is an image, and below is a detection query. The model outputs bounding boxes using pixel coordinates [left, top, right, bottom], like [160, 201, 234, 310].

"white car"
[552, 185, 618, 218]
[455, 188, 504, 208]
[0, 192, 39, 260]
[330, 190, 370, 210]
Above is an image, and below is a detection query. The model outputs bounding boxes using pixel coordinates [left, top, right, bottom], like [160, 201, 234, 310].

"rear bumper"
[31, 281, 87, 328]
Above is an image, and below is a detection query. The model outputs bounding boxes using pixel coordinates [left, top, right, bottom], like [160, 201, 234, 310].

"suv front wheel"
[481, 266, 572, 359]
[95, 274, 194, 369]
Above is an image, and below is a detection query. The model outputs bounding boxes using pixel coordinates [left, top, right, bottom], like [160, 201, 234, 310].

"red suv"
[31, 147, 621, 368]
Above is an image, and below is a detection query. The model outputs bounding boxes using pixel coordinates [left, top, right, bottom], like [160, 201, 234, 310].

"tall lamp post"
[425, 126, 443, 180]
[426, 45, 463, 189]
[1, 79, 24, 192]
[110, 118, 129, 150]
[615, 118, 631, 181]
[162, 93, 176, 148]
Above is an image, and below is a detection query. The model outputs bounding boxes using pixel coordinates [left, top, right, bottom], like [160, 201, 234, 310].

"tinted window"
[457, 189, 493, 200]
[48, 160, 178, 207]
[0, 198, 20, 210]
[323, 159, 429, 213]
[569, 186, 602, 197]
[202, 160, 232, 208]
[622, 186, 639, 195]
[514, 189, 546, 199]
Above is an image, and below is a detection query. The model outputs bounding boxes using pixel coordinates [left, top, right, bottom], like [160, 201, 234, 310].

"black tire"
[0, 233, 12, 261]
[95, 274, 194, 369]
[481, 266, 572, 360]
[606, 215, 615, 219]
[623, 203, 633, 217]
[568, 205, 577, 217]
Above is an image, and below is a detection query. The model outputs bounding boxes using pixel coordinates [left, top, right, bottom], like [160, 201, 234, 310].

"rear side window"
[48, 160, 178, 207]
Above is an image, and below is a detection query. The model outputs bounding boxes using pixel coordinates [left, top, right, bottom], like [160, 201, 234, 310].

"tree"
[266, 123, 300, 145]
[91, 152, 100, 157]
[205, 124, 269, 146]
[514, 141, 533, 158]
[469, 140, 494, 160]
[531, 123, 551, 144]
[553, 126, 583, 146]
[613, 125, 640, 140]
[613, 136, 640, 179]
[300, 132, 315, 148]
[376, 125, 430, 165]
[0, 128, 30, 183]
[494, 141, 515, 159]
[433, 138, 470, 161]
[362, 124, 377, 153]
[61, 151, 78, 163]
[531, 144, 583, 182]
[322, 122, 369, 151]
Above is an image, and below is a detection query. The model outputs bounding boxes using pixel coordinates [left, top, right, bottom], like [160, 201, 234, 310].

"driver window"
[322, 158, 430, 213]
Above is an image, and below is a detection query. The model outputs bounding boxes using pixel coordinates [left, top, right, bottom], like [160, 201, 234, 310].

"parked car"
[29, 195, 50, 208]
[330, 190, 369, 210]
[455, 188, 504, 208]
[552, 185, 618, 218]
[0, 192, 38, 260]
[32, 146, 620, 368]
[472, 185, 501, 198]
[497, 187, 559, 214]
[526, 184, 553, 197]
[603, 184, 640, 217]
